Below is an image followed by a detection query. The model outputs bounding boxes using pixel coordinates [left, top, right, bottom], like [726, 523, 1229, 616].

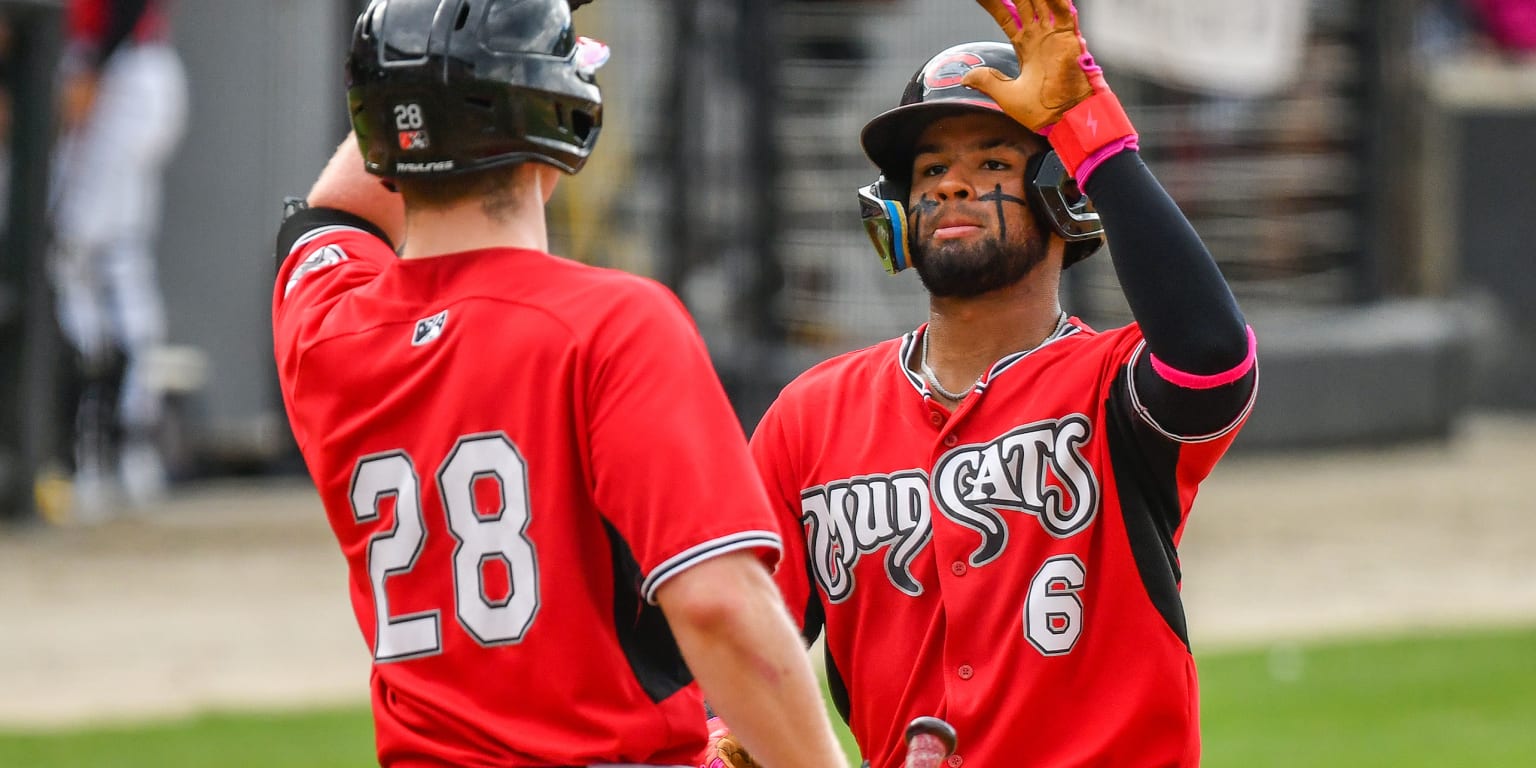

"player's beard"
[911, 231, 1048, 299]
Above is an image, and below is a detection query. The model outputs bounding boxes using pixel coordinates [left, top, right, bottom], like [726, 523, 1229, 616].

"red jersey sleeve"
[583, 280, 782, 604]
[271, 209, 397, 450]
[748, 398, 817, 636]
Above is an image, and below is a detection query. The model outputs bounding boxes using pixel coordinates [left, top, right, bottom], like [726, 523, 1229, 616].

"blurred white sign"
[1081, 0, 1311, 96]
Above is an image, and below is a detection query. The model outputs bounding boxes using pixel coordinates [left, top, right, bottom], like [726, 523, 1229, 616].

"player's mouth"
[932, 217, 984, 240]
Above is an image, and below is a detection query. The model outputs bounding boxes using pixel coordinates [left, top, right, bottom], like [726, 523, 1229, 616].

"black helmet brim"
[860, 99, 1009, 183]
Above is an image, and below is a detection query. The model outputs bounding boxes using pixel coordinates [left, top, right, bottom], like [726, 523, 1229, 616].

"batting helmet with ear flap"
[347, 0, 607, 178]
[856, 41, 1104, 275]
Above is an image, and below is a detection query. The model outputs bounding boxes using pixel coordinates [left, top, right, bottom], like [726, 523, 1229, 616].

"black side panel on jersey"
[824, 642, 853, 725]
[274, 206, 395, 271]
[1104, 367, 1190, 650]
[604, 521, 693, 703]
[801, 562, 827, 648]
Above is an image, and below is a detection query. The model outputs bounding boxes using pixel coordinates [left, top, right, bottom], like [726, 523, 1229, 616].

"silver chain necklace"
[920, 312, 1069, 401]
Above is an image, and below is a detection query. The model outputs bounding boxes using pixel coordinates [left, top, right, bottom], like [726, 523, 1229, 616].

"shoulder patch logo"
[413, 310, 449, 346]
[284, 244, 348, 297]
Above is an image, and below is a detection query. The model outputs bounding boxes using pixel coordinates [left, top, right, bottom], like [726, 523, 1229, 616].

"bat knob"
[904, 716, 958, 764]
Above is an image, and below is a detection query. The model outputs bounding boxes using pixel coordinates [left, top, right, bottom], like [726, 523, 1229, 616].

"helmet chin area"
[858, 182, 913, 275]
[1027, 152, 1103, 242]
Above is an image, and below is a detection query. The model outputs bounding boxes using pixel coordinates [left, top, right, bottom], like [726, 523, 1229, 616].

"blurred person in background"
[48, 0, 187, 516]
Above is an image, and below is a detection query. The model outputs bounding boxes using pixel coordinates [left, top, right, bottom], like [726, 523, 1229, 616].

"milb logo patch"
[399, 130, 430, 150]
[413, 310, 449, 346]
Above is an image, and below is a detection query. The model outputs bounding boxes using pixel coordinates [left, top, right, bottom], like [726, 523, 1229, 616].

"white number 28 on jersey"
[349, 433, 539, 662]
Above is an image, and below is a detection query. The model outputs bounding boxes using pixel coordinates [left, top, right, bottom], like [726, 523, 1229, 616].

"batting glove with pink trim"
[962, 0, 1138, 183]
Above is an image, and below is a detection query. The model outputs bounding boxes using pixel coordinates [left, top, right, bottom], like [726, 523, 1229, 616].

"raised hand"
[961, 0, 1099, 133]
[964, 0, 1136, 183]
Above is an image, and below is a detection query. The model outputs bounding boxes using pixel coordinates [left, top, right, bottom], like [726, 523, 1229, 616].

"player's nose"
[933, 172, 972, 200]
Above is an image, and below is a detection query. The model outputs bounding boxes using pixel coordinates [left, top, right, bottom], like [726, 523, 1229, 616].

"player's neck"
[399, 202, 549, 260]
[397, 166, 558, 260]
[919, 277, 1063, 393]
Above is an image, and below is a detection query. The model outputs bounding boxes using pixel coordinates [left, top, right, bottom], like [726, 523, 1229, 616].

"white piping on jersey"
[975, 313, 1080, 392]
[287, 224, 373, 258]
[640, 530, 783, 605]
[895, 316, 1082, 399]
[1124, 340, 1258, 443]
[896, 331, 929, 396]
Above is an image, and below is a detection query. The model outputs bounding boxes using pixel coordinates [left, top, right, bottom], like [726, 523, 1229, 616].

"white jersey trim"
[282, 244, 351, 298]
[1124, 340, 1258, 443]
[976, 317, 1082, 392]
[895, 330, 928, 398]
[641, 531, 783, 605]
[287, 224, 375, 259]
[895, 319, 1083, 400]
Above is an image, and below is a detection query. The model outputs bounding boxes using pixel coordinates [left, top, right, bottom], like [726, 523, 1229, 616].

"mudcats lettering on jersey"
[801, 415, 1098, 602]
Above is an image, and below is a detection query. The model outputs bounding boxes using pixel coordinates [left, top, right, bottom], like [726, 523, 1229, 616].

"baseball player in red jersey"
[271, 1, 844, 766]
[748, 1, 1259, 767]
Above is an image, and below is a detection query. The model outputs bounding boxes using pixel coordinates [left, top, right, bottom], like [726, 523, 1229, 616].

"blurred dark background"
[4, 0, 1535, 522]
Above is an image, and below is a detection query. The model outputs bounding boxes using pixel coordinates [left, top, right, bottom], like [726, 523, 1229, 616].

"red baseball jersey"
[751, 319, 1255, 768]
[273, 214, 781, 767]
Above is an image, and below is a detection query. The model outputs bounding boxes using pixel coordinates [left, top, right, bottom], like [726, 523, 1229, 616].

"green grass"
[0, 709, 377, 768]
[3, 625, 1532, 767]
[1199, 625, 1536, 768]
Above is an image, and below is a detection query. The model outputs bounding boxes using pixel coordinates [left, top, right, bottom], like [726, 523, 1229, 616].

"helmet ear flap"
[858, 175, 914, 275]
[1025, 151, 1105, 267]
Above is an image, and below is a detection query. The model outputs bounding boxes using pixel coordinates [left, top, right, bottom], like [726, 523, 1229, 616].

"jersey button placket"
[947, 754, 964, 767]
[957, 663, 974, 680]
[950, 561, 966, 577]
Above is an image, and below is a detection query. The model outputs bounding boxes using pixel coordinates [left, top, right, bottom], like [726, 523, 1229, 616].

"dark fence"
[0, 0, 63, 522]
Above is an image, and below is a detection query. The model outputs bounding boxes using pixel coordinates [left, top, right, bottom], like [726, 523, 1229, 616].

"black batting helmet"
[857, 41, 1104, 275]
[347, 0, 607, 178]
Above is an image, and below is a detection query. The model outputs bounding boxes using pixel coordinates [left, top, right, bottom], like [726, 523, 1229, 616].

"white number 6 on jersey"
[1025, 555, 1086, 655]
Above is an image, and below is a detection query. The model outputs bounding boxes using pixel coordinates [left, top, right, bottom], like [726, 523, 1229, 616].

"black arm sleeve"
[274, 206, 394, 271]
[97, 0, 155, 68]
[1082, 151, 1256, 437]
